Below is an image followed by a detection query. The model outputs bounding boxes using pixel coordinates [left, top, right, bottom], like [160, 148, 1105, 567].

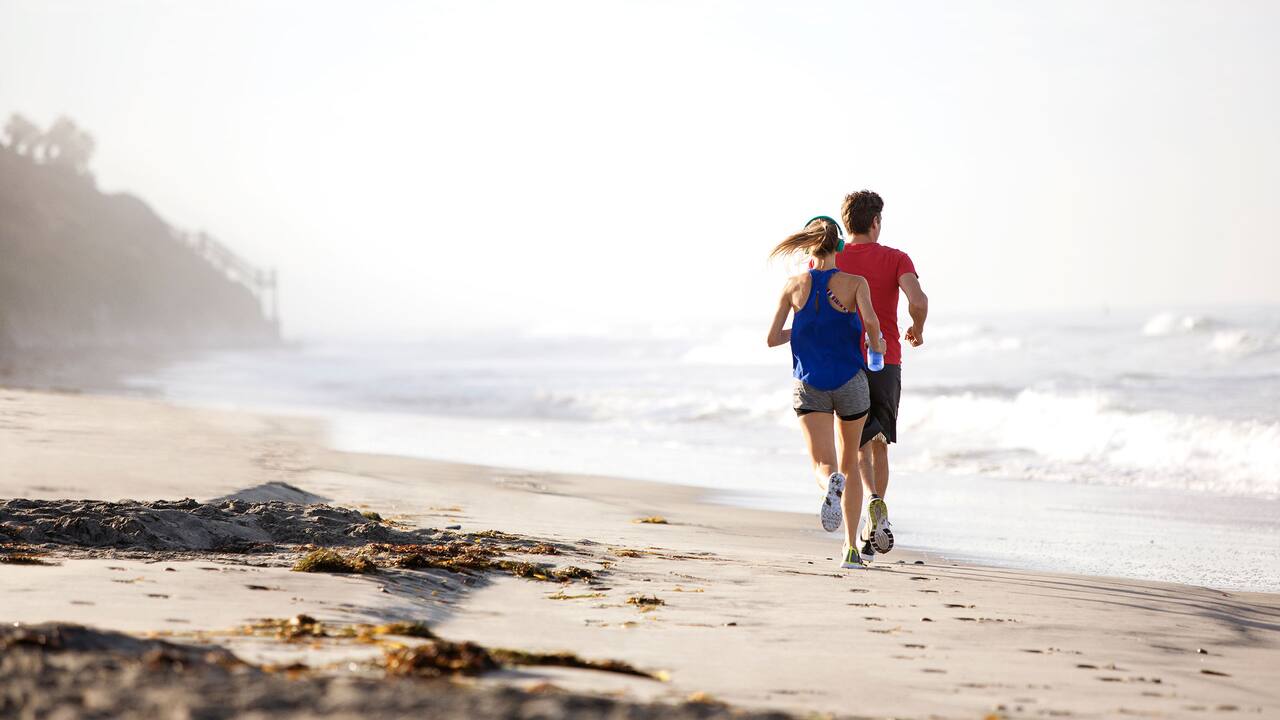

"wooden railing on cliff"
[174, 229, 280, 333]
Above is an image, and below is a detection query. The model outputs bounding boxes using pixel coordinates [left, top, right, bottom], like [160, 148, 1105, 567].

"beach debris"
[387, 541, 497, 572]
[1197, 647, 1209, 654]
[445, 524, 462, 530]
[0, 552, 53, 565]
[381, 638, 656, 680]
[360, 510, 384, 523]
[627, 594, 665, 610]
[634, 516, 669, 524]
[246, 615, 327, 641]
[368, 621, 437, 639]
[684, 691, 727, 706]
[292, 549, 377, 574]
[551, 565, 593, 580]
[920, 617, 934, 622]
[1200, 669, 1231, 677]
[512, 542, 561, 555]
[368, 541, 593, 582]
[547, 591, 607, 600]
[383, 639, 498, 677]
[489, 648, 655, 678]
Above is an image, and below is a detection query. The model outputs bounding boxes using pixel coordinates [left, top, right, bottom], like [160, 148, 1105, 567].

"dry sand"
[2, 387, 1278, 719]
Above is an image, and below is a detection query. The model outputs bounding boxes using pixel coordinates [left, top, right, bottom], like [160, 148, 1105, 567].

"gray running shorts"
[792, 371, 871, 421]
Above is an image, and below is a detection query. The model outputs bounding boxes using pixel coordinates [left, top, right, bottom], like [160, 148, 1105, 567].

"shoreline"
[3, 386, 1279, 718]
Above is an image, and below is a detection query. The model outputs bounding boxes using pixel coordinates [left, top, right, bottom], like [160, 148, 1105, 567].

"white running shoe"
[864, 497, 894, 554]
[820, 472, 845, 532]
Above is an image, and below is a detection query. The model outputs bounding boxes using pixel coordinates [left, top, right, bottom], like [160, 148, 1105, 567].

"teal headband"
[805, 215, 845, 252]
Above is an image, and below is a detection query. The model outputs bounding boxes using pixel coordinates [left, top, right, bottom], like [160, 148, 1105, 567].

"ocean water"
[127, 307, 1280, 591]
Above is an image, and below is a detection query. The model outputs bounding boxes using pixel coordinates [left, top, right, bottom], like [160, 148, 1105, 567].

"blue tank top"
[791, 268, 865, 390]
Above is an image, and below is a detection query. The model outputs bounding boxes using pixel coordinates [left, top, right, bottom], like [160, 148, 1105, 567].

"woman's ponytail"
[770, 218, 841, 259]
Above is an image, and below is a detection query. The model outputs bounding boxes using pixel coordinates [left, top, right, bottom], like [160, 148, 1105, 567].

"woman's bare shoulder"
[833, 272, 868, 288]
[784, 272, 811, 290]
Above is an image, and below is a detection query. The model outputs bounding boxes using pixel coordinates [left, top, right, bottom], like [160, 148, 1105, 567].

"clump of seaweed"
[389, 542, 497, 572]
[370, 622, 437, 639]
[383, 639, 498, 678]
[247, 614, 327, 641]
[361, 542, 593, 582]
[0, 543, 53, 565]
[360, 510, 384, 523]
[489, 648, 655, 678]
[551, 565, 594, 581]
[627, 595, 665, 609]
[634, 516, 668, 524]
[0, 553, 53, 565]
[611, 548, 645, 558]
[507, 542, 561, 555]
[547, 591, 607, 600]
[292, 549, 377, 574]
[472, 529, 517, 540]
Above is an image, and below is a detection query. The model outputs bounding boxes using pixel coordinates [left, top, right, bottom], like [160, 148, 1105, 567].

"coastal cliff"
[0, 117, 277, 353]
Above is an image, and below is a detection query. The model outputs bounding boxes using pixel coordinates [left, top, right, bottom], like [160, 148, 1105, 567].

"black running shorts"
[860, 364, 902, 447]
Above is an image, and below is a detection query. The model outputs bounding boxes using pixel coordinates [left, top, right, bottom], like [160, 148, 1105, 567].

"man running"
[834, 190, 928, 562]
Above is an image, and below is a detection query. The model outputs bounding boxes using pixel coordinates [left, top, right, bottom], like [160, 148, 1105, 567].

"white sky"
[2, 0, 1278, 339]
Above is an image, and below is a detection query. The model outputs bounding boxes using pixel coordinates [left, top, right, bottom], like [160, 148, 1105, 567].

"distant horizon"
[4, 1, 1278, 338]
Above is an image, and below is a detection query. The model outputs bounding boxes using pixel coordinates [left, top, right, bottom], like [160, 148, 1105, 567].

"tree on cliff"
[2, 113, 41, 155]
[3, 113, 95, 175]
[38, 116, 96, 175]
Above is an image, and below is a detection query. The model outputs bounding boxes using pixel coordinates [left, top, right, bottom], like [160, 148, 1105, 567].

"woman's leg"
[838, 415, 868, 548]
[798, 411, 838, 489]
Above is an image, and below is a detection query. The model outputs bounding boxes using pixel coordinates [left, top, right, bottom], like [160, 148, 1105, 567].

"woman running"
[766, 216, 885, 569]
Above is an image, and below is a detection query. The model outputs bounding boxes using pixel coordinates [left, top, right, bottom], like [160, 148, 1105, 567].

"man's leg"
[868, 437, 890, 498]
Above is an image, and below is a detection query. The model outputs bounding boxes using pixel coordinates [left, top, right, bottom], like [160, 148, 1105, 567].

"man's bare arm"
[899, 272, 928, 347]
[854, 279, 886, 353]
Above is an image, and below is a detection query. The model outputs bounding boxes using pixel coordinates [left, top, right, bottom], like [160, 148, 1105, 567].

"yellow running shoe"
[840, 542, 867, 569]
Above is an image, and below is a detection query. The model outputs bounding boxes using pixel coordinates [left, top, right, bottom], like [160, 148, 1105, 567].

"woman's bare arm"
[766, 282, 794, 348]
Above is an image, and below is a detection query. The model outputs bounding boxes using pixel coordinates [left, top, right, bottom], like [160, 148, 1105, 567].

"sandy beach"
[3, 386, 1278, 719]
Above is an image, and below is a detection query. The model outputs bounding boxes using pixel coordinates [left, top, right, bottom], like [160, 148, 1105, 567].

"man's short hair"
[841, 191, 884, 235]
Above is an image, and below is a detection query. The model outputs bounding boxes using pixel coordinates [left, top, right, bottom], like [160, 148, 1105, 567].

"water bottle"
[867, 332, 885, 372]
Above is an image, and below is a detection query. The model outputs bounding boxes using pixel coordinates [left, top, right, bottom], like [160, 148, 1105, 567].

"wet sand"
[2, 387, 1279, 719]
